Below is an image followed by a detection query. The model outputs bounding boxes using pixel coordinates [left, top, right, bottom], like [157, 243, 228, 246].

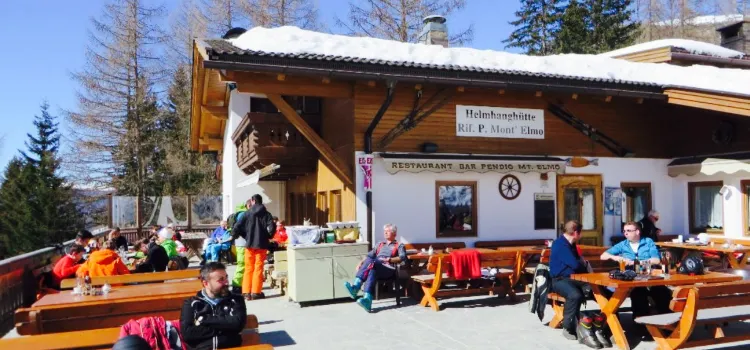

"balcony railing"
[231, 113, 318, 179]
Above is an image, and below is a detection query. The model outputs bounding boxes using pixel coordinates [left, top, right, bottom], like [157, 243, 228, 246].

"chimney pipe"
[418, 15, 449, 48]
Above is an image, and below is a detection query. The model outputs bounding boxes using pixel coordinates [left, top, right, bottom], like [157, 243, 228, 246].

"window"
[563, 188, 597, 230]
[743, 180, 750, 236]
[330, 190, 342, 222]
[436, 181, 478, 237]
[621, 183, 652, 223]
[688, 181, 724, 233]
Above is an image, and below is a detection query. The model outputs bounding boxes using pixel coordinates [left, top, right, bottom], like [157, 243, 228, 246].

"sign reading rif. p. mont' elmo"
[456, 105, 545, 139]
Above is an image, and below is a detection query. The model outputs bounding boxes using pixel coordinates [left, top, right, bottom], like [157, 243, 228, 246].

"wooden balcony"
[231, 112, 318, 180]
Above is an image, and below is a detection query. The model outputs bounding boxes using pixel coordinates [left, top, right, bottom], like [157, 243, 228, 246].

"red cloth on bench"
[448, 249, 481, 279]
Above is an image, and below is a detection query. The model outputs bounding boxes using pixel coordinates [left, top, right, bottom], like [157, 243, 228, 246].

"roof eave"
[202, 55, 667, 101]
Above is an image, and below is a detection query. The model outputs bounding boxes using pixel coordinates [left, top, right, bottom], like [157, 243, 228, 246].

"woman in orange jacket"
[77, 239, 131, 278]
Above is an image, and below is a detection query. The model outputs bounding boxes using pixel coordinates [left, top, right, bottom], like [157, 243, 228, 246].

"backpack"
[227, 211, 245, 232]
[262, 212, 276, 239]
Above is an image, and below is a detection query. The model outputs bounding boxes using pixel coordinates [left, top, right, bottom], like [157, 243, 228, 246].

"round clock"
[499, 174, 521, 200]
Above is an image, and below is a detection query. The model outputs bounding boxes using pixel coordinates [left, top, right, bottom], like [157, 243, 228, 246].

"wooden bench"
[411, 250, 520, 311]
[537, 247, 619, 329]
[635, 280, 750, 350]
[474, 239, 547, 249]
[59, 268, 200, 289]
[15, 290, 200, 335]
[1, 315, 273, 350]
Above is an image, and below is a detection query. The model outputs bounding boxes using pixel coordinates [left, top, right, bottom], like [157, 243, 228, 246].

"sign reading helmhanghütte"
[456, 105, 545, 139]
[384, 159, 565, 174]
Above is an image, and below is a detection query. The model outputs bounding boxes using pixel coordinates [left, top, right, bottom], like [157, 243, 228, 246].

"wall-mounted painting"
[436, 181, 478, 237]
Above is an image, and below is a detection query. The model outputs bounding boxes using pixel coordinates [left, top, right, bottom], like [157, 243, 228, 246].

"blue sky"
[0, 0, 519, 176]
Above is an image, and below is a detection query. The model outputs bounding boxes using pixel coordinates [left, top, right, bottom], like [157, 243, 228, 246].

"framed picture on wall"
[436, 181, 478, 237]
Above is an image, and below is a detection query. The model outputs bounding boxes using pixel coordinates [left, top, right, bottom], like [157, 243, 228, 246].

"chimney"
[717, 17, 749, 57]
[418, 15, 449, 47]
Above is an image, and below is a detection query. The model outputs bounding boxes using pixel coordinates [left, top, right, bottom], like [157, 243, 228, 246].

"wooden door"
[557, 174, 603, 246]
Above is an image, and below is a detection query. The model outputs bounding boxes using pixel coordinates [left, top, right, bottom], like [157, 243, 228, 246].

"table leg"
[727, 252, 748, 269]
[591, 285, 631, 350]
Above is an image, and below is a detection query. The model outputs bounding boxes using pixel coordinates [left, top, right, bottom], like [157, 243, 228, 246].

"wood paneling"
[611, 46, 672, 63]
[353, 85, 750, 158]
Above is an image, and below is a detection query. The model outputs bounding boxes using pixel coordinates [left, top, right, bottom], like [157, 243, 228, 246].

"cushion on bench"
[635, 305, 750, 327]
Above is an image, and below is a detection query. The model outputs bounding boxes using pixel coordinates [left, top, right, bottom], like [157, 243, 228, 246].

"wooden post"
[106, 194, 113, 229]
[136, 196, 143, 236]
[187, 195, 193, 231]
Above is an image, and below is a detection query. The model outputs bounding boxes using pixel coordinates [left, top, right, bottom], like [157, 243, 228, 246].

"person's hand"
[355, 262, 362, 271]
[656, 229, 662, 235]
[620, 257, 634, 265]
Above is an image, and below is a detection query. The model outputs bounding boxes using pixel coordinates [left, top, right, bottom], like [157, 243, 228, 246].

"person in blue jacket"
[601, 221, 672, 329]
[549, 220, 591, 341]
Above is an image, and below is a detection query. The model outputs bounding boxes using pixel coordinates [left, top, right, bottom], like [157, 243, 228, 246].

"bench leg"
[419, 285, 439, 311]
[549, 300, 564, 329]
[646, 325, 685, 350]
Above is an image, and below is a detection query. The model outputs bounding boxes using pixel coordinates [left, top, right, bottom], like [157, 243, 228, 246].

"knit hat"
[158, 228, 173, 240]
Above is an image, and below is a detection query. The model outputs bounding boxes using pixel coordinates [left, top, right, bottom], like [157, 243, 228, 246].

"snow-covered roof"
[599, 39, 745, 59]
[655, 14, 744, 26]
[224, 26, 750, 97]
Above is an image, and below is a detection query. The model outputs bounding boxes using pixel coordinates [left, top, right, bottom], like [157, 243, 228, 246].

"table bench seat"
[636, 305, 750, 327]
[630, 280, 750, 349]
[411, 250, 520, 311]
[1, 315, 270, 350]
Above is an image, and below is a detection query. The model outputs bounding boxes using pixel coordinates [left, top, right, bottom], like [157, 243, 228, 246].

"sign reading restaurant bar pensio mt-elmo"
[456, 105, 545, 139]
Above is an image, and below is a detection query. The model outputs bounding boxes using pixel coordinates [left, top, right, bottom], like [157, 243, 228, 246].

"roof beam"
[665, 89, 750, 117]
[202, 105, 228, 120]
[199, 136, 222, 150]
[233, 72, 353, 98]
[266, 94, 353, 185]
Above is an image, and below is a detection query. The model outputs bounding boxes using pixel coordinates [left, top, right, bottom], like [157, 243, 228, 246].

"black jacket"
[180, 290, 247, 350]
[638, 217, 660, 242]
[232, 204, 275, 250]
[113, 235, 129, 251]
[135, 243, 169, 273]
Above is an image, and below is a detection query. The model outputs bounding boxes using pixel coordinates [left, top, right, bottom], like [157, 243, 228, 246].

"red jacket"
[52, 254, 80, 286]
[119, 316, 185, 350]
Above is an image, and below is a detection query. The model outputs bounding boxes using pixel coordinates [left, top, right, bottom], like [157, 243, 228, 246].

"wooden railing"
[0, 226, 109, 335]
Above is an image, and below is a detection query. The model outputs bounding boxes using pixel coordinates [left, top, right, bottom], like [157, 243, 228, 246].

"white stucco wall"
[222, 91, 285, 219]
[357, 151, 703, 247]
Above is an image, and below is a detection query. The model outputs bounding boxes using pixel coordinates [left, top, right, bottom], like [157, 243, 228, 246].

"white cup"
[678, 235, 684, 243]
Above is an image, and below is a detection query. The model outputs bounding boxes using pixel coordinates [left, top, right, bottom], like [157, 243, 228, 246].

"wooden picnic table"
[570, 271, 742, 350]
[181, 231, 208, 260]
[656, 241, 750, 268]
[33, 279, 202, 308]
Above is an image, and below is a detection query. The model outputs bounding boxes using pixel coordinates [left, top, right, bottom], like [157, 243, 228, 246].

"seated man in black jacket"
[133, 238, 169, 273]
[181, 262, 247, 349]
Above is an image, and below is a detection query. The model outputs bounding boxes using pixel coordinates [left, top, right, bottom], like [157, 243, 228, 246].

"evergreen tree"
[585, 0, 640, 52]
[554, 0, 592, 53]
[0, 104, 82, 256]
[0, 157, 35, 255]
[161, 66, 220, 195]
[504, 0, 564, 55]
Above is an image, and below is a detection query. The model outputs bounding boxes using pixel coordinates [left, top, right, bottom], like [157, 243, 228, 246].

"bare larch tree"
[240, 0, 321, 29]
[66, 0, 167, 219]
[336, 0, 473, 45]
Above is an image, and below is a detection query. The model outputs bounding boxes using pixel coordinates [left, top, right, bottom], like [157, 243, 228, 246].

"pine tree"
[555, 0, 592, 53]
[0, 105, 82, 255]
[337, 0, 473, 45]
[505, 0, 564, 55]
[586, 0, 641, 52]
[0, 157, 35, 255]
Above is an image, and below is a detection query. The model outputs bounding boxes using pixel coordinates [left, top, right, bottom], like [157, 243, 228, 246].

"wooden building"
[191, 19, 750, 247]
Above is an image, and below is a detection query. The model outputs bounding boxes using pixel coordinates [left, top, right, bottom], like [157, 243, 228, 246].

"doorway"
[557, 174, 603, 246]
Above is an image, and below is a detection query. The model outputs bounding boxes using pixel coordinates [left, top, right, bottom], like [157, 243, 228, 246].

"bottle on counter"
[84, 272, 92, 295]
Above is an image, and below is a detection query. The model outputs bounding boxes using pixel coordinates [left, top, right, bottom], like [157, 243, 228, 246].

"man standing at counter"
[344, 223, 407, 312]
